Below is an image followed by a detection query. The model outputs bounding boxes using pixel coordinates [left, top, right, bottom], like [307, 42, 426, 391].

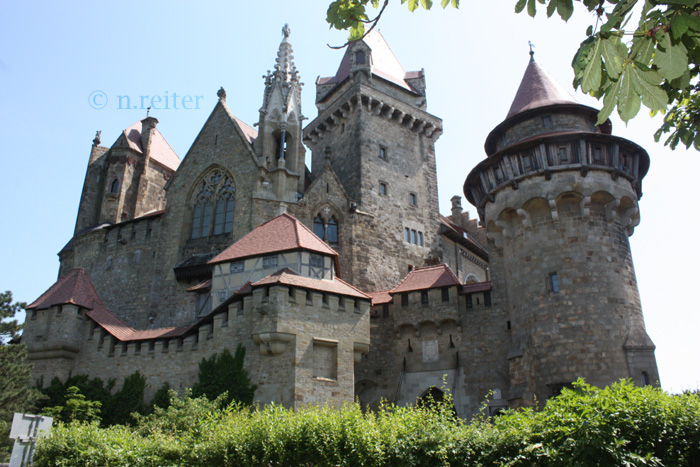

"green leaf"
[421, 0, 433, 8]
[670, 69, 691, 89]
[408, 0, 420, 11]
[441, 0, 450, 7]
[631, 65, 669, 111]
[670, 13, 690, 41]
[581, 37, 604, 93]
[632, 35, 655, 64]
[451, 0, 459, 7]
[655, 31, 689, 80]
[515, 0, 527, 13]
[546, 0, 557, 17]
[617, 68, 642, 122]
[598, 78, 622, 125]
[349, 23, 365, 41]
[601, 36, 626, 79]
[527, 0, 537, 17]
[556, 0, 574, 20]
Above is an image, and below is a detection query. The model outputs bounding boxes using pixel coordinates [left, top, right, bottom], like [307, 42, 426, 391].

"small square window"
[262, 255, 278, 269]
[310, 254, 324, 268]
[411, 230, 417, 245]
[550, 272, 560, 293]
[542, 115, 553, 128]
[379, 182, 387, 196]
[230, 261, 244, 273]
[379, 147, 387, 160]
[466, 294, 473, 309]
[401, 293, 409, 307]
[404, 228, 410, 243]
[409, 193, 417, 206]
[417, 231, 424, 247]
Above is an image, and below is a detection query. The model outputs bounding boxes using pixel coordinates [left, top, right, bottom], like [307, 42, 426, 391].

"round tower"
[464, 55, 659, 407]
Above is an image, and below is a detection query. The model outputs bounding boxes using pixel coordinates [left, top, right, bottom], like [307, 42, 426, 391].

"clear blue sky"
[1, 1, 697, 393]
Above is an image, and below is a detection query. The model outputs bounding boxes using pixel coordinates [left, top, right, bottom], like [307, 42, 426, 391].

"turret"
[464, 54, 658, 408]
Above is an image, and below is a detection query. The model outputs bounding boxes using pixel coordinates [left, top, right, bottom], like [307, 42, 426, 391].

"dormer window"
[356, 50, 366, 65]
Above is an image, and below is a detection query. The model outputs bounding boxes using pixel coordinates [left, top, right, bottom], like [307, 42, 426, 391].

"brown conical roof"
[506, 58, 578, 119]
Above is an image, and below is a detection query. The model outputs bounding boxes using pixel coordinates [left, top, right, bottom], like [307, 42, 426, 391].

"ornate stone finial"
[92, 130, 101, 146]
[282, 23, 290, 39]
[146, 106, 151, 117]
[217, 86, 226, 101]
[528, 41, 535, 62]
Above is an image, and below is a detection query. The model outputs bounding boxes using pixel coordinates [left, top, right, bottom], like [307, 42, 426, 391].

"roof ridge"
[333, 277, 371, 299]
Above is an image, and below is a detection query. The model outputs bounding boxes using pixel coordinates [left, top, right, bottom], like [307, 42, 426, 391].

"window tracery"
[191, 169, 235, 239]
[312, 208, 339, 245]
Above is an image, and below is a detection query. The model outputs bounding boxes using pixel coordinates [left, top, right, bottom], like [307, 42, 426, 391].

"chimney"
[450, 196, 463, 226]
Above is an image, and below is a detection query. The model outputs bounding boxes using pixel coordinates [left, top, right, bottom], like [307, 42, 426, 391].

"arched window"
[356, 50, 366, 65]
[312, 211, 339, 246]
[109, 178, 120, 194]
[191, 169, 235, 239]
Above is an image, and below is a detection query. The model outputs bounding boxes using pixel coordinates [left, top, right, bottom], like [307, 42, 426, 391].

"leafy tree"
[42, 386, 102, 424]
[150, 382, 172, 411]
[0, 291, 44, 462]
[326, 0, 700, 151]
[102, 371, 148, 426]
[191, 344, 257, 406]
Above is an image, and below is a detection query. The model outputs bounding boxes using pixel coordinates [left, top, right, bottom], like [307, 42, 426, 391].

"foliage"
[0, 291, 43, 462]
[103, 371, 149, 425]
[43, 386, 102, 424]
[327, 0, 459, 41]
[191, 345, 257, 406]
[151, 382, 172, 410]
[38, 374, 114, 415]
[32, 379, 700, 466]
[326, 0, 700, 151]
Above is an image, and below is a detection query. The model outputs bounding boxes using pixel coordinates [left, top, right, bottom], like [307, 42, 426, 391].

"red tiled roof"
[86, 305, 190, 342]
[368, 290, 393, 306]
[28, 269, 105, 310]
[208, 213, 340, 272]
[461, 281, 492, 294]
[123, 120, 181, 171]
[320, 30, 420, 93]
[252, 268, 369, 300]
[391, 264, 460, 294]
[232, 116, 257, 145]
[507, 58, 578, 119]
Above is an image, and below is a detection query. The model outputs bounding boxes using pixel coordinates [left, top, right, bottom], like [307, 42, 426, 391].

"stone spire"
[260, 23, 303, 119]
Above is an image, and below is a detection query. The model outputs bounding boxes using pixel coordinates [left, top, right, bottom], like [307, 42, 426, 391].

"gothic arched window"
[109, 178, 120, 194]
[356, 50, 366, 65]
[191, 169, 235, 239]
[312, 210, 339, 246]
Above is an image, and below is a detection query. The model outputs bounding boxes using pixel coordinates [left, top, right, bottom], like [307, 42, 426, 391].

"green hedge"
[33, 380, 700, 467]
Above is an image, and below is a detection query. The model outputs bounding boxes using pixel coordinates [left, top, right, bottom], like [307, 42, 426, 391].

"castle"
[24, 27, 659, 417]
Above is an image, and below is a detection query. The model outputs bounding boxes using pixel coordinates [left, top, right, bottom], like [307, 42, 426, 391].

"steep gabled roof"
[122, 120, 181, 171]
[391, 264, 460, 294]
[367, 290, 393, 306]
[209, 213, 339, 270]
[253, 268, 369, 300]
[439, 215, 488, 261]
[506, 58, 578, 119]
[318, 30, 420, 92]
[28, 269, 104, 310]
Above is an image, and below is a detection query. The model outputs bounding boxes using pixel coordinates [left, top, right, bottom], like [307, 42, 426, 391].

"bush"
[32, 379, 700, 467]
[191, 345, 257, 406]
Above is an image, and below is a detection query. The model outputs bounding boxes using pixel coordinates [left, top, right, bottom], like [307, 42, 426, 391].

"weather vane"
[528, 41, 535, 61]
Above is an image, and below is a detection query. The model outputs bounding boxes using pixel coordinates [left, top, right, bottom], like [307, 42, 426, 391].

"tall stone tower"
[303, 31, 443, 291]
[464, 55, 659, 407]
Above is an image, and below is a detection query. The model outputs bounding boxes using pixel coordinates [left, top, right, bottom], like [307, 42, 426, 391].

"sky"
[1, 1, 698, 393]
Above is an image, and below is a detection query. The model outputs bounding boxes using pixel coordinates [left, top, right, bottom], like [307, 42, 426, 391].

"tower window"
[230, 261, 244, 273]
[550, 272, 560, 293]
[421, 290, 429, 305]
[642, 371, 650, 387]
[557, 145, 569, 163]
[417, 231, 424, 247]
[404, 228, 410, 242]
[109, 178, 120, 194]
[379, 182, 387, 196]
[310, 254, 324, 268]
[379, 147, 387, 160]
[356, 50, 366, 65]
[409, 193, 417, 206]
[466, 294, 473, 309]
[542, 115, 553, 128]
[313, 213, 339, 245]
[401, 293, 409, 307]
[442, 287, 450, 302]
